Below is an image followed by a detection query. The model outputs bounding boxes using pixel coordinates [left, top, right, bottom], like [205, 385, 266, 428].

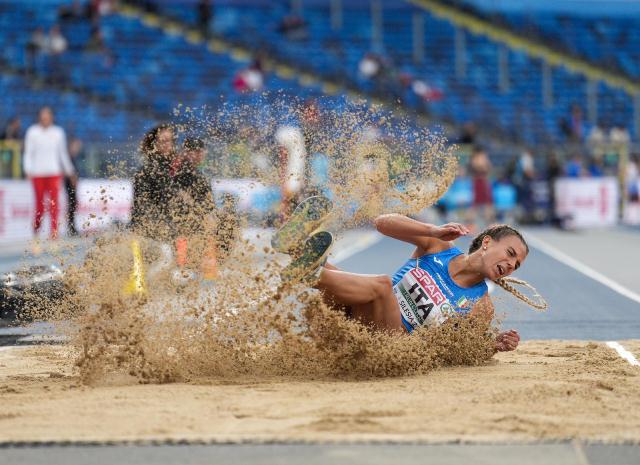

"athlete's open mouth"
[497, 264, 504, 276]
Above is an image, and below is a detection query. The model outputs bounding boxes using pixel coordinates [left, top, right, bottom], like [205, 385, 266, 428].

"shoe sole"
[271, 196, 333, 254]
[280, 231, 333, 284]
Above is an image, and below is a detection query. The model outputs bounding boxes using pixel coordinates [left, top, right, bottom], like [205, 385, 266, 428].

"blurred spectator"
[560, 104, 584, 142]
[85, 27, 107, 52]
[23, 107, 76, 243]
[358, 53, 383, 80]
[627, 154, 639, 202]
[1, 117, 22, 140]
[171, 137, 216, 238]
[545, 152, 563, 225]
[85, 27, 115, 68]
[47, 25, 68, 55]
[131, 124, 178, 240]
[197, 0, 213, 38]
[469, 146, 494, 227]
[59, 0, 90, 21]
[277, 14, 308, 41]
[458, 122, 477, 145]
[610, 124, 631, 146]
[565, 152, 586, 177]
[233, 58, 264, 93]
[513, 149, 536, 216]
[300, 99, 323, 154]
[65, 137, 83, 236]
[587, 121, 606, 156]
[410, 79, 443, 102]
[587, 155, 604, 177]
[26, 27, 47, 72]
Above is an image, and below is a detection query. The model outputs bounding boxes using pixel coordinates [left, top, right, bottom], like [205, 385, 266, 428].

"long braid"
[494, 277, 548, 311]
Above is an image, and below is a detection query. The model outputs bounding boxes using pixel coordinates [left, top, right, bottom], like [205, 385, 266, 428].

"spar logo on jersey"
[410, 268, 445, 305]
[394, 268, 454, 328]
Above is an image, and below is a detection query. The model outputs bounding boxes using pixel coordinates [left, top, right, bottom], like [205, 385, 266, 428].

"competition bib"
[393, 265, 455, 329]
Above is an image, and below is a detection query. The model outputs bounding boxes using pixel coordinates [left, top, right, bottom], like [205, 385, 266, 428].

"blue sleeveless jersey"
[391, 247, 488, 333]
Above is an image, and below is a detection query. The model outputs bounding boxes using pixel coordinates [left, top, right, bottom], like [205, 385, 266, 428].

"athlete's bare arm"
[374, 214, 470, 256]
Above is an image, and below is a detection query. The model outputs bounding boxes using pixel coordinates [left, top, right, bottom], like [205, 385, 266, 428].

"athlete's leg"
[316, 268, 404, 332]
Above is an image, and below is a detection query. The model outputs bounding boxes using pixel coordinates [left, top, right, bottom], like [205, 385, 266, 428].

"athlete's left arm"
[470, 294, 520, 352]
[374, 214, 469, 255]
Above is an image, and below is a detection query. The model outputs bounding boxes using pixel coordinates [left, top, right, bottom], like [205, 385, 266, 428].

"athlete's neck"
[448, 254, 484, 288]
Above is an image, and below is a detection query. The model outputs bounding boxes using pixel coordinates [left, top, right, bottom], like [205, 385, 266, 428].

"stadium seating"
[0, 0, 322, 143]
[148, 0, 635, 145]
[1, 0, 635, 147]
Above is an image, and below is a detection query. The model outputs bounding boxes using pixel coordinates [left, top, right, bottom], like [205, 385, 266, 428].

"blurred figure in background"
[171, 137, 215, 239]
[233, 58, 264, 93]
[610, 123, 630, 147]
[468, 146, 494, 229]
[46, 25, 68, 55]
[277, 14, 308, 41]
[197, 0, 212, 39]
[587, 121, 606, 158]
[627, 154, 639, 203]
[23, 107, 76, 248]
[1, 117, 22, 141]
[545, 152, 563, 226]
[130, 123, 177, 240]
[25, 27, 47, 73]
[458, 122, 477, 145]
[565, 152, 587, 178]
[58, 0, 90, 21]
[65, 137, 83, 236]
[513, 149, 536, 222]
[560, 104, 584, 143]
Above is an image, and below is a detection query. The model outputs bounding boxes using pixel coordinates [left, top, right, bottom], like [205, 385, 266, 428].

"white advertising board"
[0, 179, 132, 245]
[0, 177, 277, 245]
[555, 177, 618, 228]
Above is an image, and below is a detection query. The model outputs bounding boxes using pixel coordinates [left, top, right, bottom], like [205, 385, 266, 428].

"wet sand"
[1, 340, 638, 444]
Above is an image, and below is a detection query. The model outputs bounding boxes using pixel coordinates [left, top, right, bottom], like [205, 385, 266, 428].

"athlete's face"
[480, 235, 528, 280]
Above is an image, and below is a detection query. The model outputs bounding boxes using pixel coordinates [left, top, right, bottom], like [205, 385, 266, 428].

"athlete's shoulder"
[417, 243, 462, 259]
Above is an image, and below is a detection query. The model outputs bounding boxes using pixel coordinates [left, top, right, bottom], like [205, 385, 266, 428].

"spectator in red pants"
[23, 107, 76, 247]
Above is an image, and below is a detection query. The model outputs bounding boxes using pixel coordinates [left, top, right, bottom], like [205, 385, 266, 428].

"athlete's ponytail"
[469, 225, 548, 311]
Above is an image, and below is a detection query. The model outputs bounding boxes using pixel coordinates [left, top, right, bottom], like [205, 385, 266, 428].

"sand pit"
[1, 340, 638, 444]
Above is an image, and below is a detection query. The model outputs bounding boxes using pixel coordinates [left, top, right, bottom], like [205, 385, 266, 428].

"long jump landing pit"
[0, 340, 638, 444]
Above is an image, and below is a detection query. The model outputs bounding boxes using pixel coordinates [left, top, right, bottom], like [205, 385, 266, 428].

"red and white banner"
[555, 177, 618, 228]
[0, 179, 132, 245]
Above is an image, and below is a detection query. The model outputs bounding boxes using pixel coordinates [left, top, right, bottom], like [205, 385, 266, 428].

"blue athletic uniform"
[391, 247, 488, 333]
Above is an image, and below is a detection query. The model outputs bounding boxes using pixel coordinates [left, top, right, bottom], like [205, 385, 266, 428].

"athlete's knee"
[373, 275, 393, 299]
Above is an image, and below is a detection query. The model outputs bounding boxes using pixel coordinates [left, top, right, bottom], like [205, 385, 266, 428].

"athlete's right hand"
[495, 329, 520, 352]
[431, 223, 470, 241]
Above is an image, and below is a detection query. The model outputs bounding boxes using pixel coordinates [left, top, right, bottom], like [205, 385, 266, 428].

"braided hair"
[469, 225, 547, 311]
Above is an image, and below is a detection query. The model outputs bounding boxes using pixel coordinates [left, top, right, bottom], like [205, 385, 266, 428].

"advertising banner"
[0, 178, 278, 244]
[555, 177, 618, 228]
[0, 179, 132, 245]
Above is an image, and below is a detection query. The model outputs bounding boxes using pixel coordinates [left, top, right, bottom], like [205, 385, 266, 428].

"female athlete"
[287, 214, 544, 352]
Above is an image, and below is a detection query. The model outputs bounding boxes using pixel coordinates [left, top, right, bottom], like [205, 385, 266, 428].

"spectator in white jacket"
[23, 107, 76, 240]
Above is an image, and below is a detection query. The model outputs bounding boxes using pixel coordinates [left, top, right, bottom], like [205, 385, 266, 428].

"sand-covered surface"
[1, 340, 638, 444]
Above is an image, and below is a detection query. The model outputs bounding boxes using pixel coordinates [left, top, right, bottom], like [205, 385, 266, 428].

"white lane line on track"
[525, 232, 640, 306]
[606, 341, 640, 366]
[331, 231, 382, 265]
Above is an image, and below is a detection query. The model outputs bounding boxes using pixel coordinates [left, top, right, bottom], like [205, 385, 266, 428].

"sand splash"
[19, 96, 497, 385]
